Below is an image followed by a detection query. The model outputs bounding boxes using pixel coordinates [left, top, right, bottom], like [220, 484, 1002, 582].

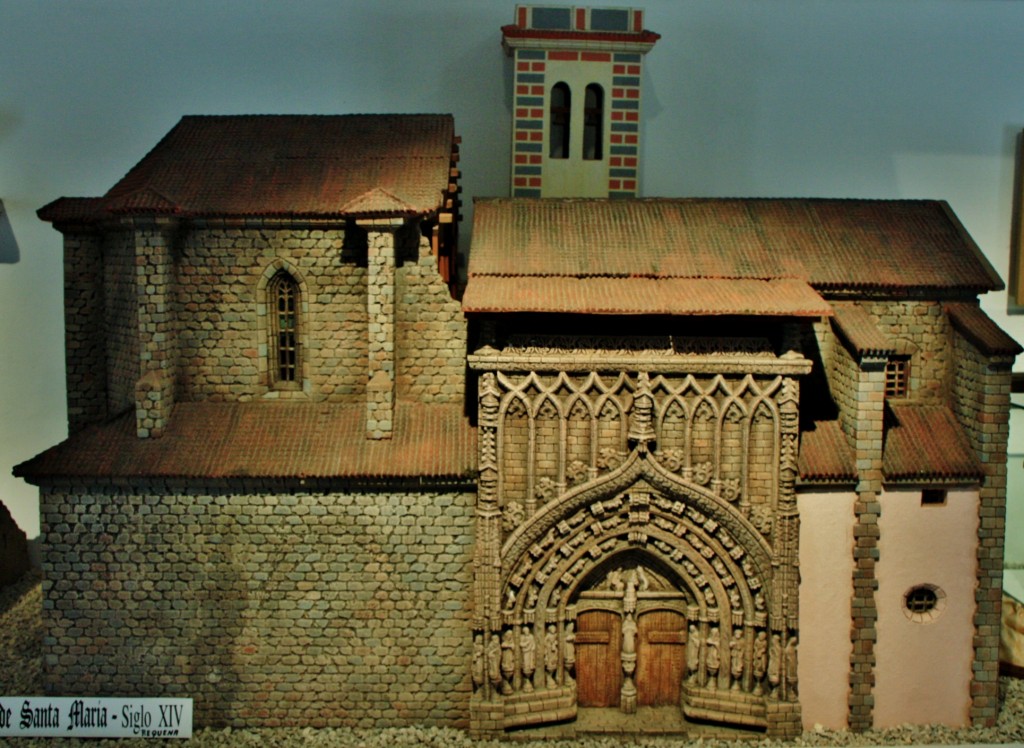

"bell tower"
[502, 6, 659, 198]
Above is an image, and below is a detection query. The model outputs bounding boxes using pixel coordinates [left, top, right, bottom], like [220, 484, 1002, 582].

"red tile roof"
[462, 276, 831, 316]
[14, 402, 477, 484]
[39, 115, 456, 223]
[798, 420, 857, 483]
[883, 403, 982, 482]
[946, 302, 1023, 356]
[831, 303, 895, 357]
[468, 198, 1003, 299]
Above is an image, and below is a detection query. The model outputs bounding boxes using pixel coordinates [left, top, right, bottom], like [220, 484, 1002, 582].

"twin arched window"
[548, 82, 603, 161]
[268, 271, 300, 385]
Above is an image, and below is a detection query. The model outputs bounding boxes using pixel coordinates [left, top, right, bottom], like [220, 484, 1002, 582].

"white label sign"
[0, 697, 192, 738]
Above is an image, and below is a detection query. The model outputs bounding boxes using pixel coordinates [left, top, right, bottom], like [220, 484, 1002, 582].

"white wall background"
[2, 0, 1024, 542]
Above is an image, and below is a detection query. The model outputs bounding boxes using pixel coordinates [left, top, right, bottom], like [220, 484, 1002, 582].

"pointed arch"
[256, 260, 309, 394]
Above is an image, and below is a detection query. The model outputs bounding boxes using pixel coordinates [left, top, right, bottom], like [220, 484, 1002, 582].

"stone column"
[362, 219, 403, 439]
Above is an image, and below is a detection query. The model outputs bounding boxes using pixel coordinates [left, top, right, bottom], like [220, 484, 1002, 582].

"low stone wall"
[39, 484, 475, 728]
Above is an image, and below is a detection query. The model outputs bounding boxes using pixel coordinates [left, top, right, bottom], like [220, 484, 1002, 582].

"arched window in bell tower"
[549, 82, 571, 159]
[583, 84, 604, 161]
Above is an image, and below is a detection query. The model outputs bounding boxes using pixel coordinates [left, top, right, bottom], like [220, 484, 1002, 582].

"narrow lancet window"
[549, 82, 571, 159]
[269, 271, 300, 385]
[583, 84, 604, 160]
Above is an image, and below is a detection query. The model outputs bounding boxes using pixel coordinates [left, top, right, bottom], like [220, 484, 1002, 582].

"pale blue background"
[2, 1, 1023, 552]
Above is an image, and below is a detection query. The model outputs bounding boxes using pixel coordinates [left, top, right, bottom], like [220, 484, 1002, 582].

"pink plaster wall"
[797, 490, 856, 730]
[874, 488, 979, 728]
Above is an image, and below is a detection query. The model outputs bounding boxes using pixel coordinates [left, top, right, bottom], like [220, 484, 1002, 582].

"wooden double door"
[576, 609, 687, 708]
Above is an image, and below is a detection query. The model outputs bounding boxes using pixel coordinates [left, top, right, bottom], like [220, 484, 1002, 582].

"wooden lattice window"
[269, 271, 300, 386]
[583, 84, 604, 161]
[549, 82, 571, 159]
[885, 357, 909, 398]
[903, 584, 945, 622]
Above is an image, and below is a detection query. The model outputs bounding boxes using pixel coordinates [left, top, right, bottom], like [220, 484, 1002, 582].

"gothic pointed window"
[269, 271, 300, 386]
[549, 82, 571, 159]
[583, 84, 604, 160]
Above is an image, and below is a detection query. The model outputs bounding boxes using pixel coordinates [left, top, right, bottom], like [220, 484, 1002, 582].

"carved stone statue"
[752, 630, 768, 695]
[563, 622, 576, 681]
[686, 623, 701, 683]
[622, 612, 637, 656]
[705, 627, 720, 689]
[730, 628, 744, 690]
[545, 624, 559, 687]
[472, 633, 485, 693]
[487, 633, 502, 701]
[500, 629, 515, 694]
[520, 625, 536, 692]
[768, 632, 782, 697]
[785, 636, 799, 701]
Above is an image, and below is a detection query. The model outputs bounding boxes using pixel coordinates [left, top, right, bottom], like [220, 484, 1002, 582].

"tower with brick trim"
[502, 6, 659, 198]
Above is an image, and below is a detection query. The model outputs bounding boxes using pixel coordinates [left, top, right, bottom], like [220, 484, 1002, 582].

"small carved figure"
[785, 636, 799, 701]
[520, 625, 536, 692]
[545, 624, 559, 687]
[752, 630, 768, 695]
[563, 622, 576, 676]
[608, 568, 624, 591]
[705, 627, 720, 689]
[622, 612, 638, 656]
[768, 632, 782, 697]
[500, 629, 515, 694]
[472, 633, 485, 693]
[487, 633, 502, 701]
[636, 566, 650, 591]
[730, 628, 744, 690]
[686, 623, 702, 683]
[504, 587, 516, 611]
[729, 586, 742, 612]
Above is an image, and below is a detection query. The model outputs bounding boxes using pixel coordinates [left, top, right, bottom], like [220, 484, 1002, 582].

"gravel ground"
[1, 572, 1022, 747]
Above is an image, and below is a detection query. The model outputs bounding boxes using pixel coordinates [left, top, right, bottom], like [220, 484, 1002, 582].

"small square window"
[921, 489, 947, 506]
[885, 357, 909, 398]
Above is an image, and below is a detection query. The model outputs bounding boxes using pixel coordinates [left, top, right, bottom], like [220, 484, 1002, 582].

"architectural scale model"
[15, 5, 1021, 739]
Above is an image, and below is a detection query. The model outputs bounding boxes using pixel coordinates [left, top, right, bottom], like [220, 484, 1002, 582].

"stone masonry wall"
[62, 231, 108, 432]
[395, 235, 466, 404]
[952, 332, 1014, 726]
[39, 484, 475, 728]
[175, 226, 368, 402]
[103, 229, 139, 416]
[865, 301, 951, 403]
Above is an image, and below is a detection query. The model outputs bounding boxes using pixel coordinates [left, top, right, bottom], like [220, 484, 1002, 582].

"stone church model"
[15, 6, 1021, 739]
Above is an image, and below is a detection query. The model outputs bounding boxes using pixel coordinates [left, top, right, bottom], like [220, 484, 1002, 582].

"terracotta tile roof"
[946, 302, 1023, 356]
[831, 303, 895, 357]
[39, 115, 456, 223]
[468, 198, 1003, 295]
[883, 403, 982, 482]
[462, 276, 831, 316]
[14, 402, 477, 484]
[798, 420, 857, 483]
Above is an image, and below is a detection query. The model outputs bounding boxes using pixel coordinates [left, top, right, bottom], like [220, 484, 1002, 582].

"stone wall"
[39, 484, 475, 728]
[951, 331, 1014, 726]
[176, 225, 368, 403]
[395, 240, 466, 405]
[864, 300, 951, 403]
[102, 229, 138, 416]
[62, 231, 107, 432]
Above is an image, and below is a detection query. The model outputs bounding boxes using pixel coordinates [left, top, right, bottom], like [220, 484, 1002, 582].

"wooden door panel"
[576, 610, 622, 707]
[637, 610, 686, 706]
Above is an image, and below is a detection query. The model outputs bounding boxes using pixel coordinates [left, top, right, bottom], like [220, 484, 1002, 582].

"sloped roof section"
[883, 403, 982, 482]
[468, 198, 1003, 295]
[831, 303, 896, 357]
[39, 114, 456, 223]
[798, 420, 857, 483]
[946, 302, 1023, 356]
[462, 276, 831, 316]
[14, 402, 477, 484]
